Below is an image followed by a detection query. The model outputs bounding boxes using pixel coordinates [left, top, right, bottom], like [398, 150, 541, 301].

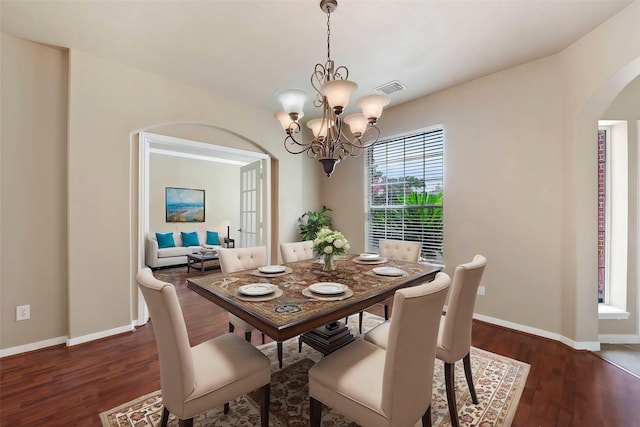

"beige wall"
[1, 35, 319, 352]
[325, 1, 640, 346]
[149, 153, 241, 239]
[2, 2, 639, 352]
[1, 35, 69, 348]
[326, 55, 566, 334]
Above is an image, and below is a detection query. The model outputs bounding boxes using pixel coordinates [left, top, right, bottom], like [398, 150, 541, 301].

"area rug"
[100, 315, 529, 427]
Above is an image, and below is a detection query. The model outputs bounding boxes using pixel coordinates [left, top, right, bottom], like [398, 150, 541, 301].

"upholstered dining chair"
[280, 240, 314, 263]
[365, 255, 487, 427]
[349, 238, 423, 334]
[309, 272, 451, 427]
[136, 268, 271, 427]
[216, 246, 287, 368]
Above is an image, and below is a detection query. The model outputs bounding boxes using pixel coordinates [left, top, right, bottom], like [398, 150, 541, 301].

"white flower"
[324, 246, 333, 254]
[334, 239, 344, 249]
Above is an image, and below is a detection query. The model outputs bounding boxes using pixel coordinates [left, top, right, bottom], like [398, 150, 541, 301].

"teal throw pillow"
[181, 231, 200, 247]
[155, 232, 175, 249]
[207, 231, 220, 245]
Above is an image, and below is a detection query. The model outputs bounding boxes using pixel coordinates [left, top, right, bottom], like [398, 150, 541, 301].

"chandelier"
[274, 0, 390, 177]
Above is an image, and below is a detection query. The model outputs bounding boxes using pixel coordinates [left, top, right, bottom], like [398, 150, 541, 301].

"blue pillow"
[155, 232, 175, 249]
[207, 231, 220, 245]
[181, 231, 200, 247]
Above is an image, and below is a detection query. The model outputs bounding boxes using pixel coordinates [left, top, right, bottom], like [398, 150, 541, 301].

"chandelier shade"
[344, 113, 369, 137]
[274, 0, 390, 177]
[320, 80, 358, 113]
[276, 89, 308, 116]
[356, 94, 390, 122]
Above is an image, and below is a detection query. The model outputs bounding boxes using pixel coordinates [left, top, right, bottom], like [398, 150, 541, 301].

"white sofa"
[145, 231, 221, 268]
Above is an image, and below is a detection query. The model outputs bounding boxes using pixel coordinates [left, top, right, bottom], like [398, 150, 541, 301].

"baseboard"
[598, 334, 640, 344]
[0, 335, 68, 358]
[66, 323, 135, 347]
[473, 313, 601, 351]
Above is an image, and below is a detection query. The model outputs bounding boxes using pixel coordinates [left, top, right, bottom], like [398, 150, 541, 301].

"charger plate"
[302, 287, 353, 301]
[234, 286, 284, 302]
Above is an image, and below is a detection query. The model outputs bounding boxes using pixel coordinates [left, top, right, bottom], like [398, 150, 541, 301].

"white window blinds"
[366, 128, 444, 264]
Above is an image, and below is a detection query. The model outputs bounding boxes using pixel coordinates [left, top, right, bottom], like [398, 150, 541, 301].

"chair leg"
[298, 336, 303, 353]
[358, 311, 364, 334]
[277, 341, 283, 369]
[422, 404, 432, 427]
[228, 322, 234, 333]
[224, 402, 229, 414]
[160, 407, 169, 427]
[259, 383, 270, 427]
[244, 331, 252, 342]
[178, 419, 193, 427]
[310, 396, 322, 427]
[261, 332, 266, 344]
[463, 352, 478, 404]
[384, 304, 389, 320]
[444, 362, 460, 427]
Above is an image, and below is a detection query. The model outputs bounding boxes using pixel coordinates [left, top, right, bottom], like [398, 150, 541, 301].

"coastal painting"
[165, 187, 205, 222]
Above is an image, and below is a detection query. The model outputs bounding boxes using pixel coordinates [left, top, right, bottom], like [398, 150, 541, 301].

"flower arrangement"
[313, 227, 350, 270]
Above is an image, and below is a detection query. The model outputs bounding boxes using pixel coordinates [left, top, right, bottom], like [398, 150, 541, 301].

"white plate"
[238, 284, 275, 296]
[358, 253, 380, 261]
[258, 265, 286, 274]
[373, 267, 405, 277]
[308, 282, 348, 295]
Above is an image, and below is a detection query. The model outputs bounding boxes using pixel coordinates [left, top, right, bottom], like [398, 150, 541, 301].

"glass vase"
[323, 254, 336, 271]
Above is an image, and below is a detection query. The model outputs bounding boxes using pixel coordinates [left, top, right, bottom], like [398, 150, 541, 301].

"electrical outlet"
[477, 286, 485, 296]
[16, 305, 30, 321]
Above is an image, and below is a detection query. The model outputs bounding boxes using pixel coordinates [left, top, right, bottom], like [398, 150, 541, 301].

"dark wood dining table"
[186, 254, 441, 349]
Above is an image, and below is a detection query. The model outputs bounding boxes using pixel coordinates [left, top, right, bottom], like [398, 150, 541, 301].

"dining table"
[186, 253, 441, 355]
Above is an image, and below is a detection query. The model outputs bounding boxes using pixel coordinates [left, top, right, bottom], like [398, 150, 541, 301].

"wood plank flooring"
[1, 267, 639, 426]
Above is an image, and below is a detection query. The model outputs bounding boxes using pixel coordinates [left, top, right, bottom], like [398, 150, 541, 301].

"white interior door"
[239, 161, 262, 248]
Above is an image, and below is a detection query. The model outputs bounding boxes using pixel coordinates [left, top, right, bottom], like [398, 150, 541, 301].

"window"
[597, 121, 630, 319]
[365, 127, 444, 264]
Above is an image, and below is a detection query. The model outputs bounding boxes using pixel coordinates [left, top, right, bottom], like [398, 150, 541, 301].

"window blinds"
[366, 128, 444, 264]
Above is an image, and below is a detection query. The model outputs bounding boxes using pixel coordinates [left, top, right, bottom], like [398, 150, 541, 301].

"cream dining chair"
[216, 246, 287, 368]
[349, 239, 423, 333]
[365, 255, 487, 427]
[309, 272, 451, 427]
[280, 240, 314, 263]
[136, 268, 271, 427]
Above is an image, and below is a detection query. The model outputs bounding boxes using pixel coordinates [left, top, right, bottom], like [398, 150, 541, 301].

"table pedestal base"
[299, 321, 355, 355]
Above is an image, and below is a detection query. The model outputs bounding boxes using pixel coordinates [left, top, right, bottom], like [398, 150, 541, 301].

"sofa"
[146, 230, 222, 268]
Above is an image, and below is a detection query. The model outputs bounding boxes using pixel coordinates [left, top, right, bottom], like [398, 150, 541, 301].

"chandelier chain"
[326, 6, 331, 64]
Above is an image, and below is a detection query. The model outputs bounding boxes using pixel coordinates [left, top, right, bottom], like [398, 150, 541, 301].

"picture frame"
[165, 187, 205, 222]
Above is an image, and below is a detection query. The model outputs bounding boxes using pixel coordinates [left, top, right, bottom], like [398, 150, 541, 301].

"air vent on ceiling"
[375, 80, 406, 95]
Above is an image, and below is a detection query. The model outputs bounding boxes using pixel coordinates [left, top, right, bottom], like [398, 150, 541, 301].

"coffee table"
[187, 252, 220, 274]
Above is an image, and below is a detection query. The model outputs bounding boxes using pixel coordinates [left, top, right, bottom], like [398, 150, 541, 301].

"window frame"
[364, 126, 444, 265]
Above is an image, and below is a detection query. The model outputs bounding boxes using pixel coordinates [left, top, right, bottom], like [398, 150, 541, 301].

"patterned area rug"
[100, 314, 529, 427]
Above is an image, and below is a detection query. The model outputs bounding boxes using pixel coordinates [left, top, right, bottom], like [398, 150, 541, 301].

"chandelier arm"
[311, 64, 327, 107]
[353, 124, 382, 148]
[333, 65, 349, 81]
[283, 131, 333, 154]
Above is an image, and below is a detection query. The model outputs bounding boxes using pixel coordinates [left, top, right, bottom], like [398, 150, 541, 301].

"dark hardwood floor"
[1, 267, 639, 426]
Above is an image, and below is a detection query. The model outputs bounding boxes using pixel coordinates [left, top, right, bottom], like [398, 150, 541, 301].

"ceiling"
[1, 0, 633, 119]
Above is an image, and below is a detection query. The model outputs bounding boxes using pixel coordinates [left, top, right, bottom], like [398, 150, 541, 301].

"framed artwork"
[165, 187, 205, 222]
